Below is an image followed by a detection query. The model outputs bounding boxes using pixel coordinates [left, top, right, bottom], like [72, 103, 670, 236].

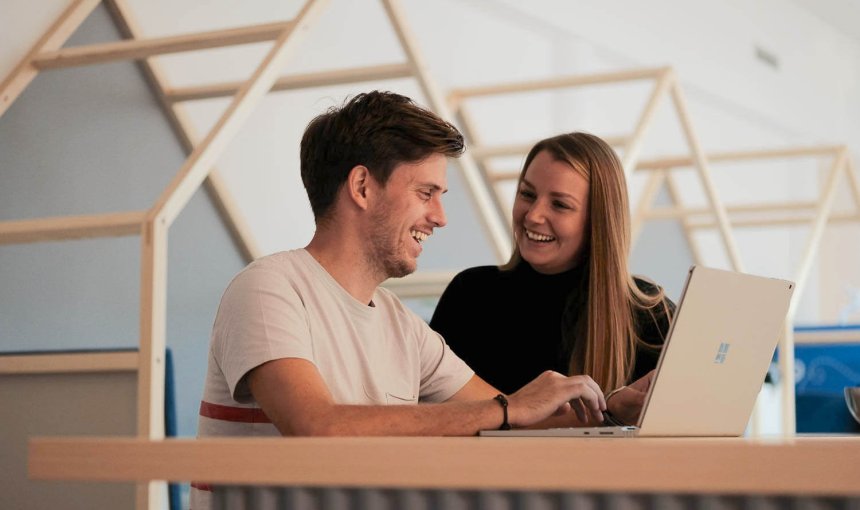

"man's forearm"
[281, 399, 506, 436]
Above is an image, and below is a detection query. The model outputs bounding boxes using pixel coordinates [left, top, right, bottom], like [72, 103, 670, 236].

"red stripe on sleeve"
[190, 481, 213, 492]
[198, 401, 272, 423]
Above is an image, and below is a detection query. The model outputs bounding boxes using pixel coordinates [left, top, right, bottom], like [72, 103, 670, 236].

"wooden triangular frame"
[0, 0, 513, 507]
[634, 145, 860, 434]
[447, 67, 745, 274]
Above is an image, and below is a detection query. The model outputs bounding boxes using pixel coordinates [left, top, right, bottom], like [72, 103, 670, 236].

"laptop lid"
[479, 265, 794, 438]
[635, 265, 793, 436]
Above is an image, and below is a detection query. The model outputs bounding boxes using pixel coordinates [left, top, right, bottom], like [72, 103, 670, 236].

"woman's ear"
[346, 165, 371, 210]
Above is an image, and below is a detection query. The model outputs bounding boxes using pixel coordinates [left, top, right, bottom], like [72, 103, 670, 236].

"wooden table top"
[29, 435, 860, 496]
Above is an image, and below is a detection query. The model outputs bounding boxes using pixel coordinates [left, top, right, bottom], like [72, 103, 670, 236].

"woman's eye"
[518, 190, 535, 199]
[553, 201, 571, 210]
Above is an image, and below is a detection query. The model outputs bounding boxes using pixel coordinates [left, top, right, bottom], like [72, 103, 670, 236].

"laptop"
[480, 265, 794, 438]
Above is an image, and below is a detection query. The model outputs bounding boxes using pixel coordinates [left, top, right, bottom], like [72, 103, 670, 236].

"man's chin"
[385, 260, 417, 279]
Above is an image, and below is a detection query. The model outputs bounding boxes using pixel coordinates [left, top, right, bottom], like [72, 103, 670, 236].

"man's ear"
[346, 165, 372, 210]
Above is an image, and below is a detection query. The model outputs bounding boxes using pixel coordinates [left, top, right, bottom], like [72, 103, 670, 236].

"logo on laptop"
[714, 342, 730, 364]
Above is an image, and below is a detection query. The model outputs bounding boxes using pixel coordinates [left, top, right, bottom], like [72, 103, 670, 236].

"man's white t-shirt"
[191, 249, 473, 507]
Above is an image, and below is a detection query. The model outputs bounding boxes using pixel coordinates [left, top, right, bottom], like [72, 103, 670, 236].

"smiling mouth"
[525, 229, 556, 242]
[410, 229, 429, 243]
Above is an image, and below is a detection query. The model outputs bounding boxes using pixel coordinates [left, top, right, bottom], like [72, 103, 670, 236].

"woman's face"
[512, 150, 590, 275]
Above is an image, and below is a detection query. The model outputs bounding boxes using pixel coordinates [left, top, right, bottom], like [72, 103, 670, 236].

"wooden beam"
[644, 201, 820, 220]
[470, 143, 534, 161]
[621, 69, 672, 178]
[32, 20, 293, 69]
[453, 97, 514, 233]
[136, 218, 168, 510]
[0, 351, 138, 374]
[151, 1, 330, 228]
[105, 0, 262, 263]
[202, 172, 260, 262]
[489, 170, 524, 182]
[137, 217, 168, 442]
[794, 328, 860, 344]
[668, 80, 743, 272]
[787, 149, 848, 319]
[166, 63, 413, 102]
[0, 0, 100, 117]
[382, 0, 511, 261]
[779, 323, 796, 436]
[636, 145, 845, 171]
[381, 271, 457, 298]
[664, 171, 705, 265]
[0, 211, 144, 245]
[471, 135, 629, 161]
[630, 169, 666, 248]
[846, 156, 860, 213]
[448, 66, 669, 100]
[779, 147, 848, 436]
[687, 211, 860, 229]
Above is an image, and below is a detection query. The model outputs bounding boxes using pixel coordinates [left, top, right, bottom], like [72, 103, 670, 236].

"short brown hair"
[300, 91, 464, 222]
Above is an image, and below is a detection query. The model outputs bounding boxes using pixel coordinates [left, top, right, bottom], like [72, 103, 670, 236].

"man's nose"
[429, 196, 447, 228]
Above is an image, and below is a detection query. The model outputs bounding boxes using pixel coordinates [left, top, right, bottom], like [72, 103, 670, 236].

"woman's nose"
[524, 201, 546, 224]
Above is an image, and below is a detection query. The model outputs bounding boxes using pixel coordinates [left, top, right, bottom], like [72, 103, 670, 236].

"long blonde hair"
[501, 132, 669, 391]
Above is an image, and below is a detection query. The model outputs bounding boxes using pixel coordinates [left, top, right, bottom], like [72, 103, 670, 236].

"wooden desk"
[30, 436, 860, 508]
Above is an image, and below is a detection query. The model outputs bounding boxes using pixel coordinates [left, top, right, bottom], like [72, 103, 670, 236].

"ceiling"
[791, 0, 860, 43]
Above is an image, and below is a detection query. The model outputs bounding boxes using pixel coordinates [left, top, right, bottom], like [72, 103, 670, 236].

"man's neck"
[306, 233, 382, 306]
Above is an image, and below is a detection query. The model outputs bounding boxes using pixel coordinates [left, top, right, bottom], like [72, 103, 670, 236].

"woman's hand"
[606, 370, 655, 425]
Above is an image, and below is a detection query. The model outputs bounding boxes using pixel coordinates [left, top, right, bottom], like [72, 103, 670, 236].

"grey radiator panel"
[210, 487, 854, 510]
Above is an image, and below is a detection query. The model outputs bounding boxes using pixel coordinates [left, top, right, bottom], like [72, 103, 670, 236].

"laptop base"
[479, 426, 639, 437]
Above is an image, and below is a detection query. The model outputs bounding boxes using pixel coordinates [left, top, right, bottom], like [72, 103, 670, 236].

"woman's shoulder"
[451, 265, 504, 285]
[457, 264, 502, 277]
[631, 274, 677, 312]
[629, 275, 675, 347]
[439, 265, 514, 302]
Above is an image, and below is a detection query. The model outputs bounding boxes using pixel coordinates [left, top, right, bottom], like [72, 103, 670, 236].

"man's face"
[366, 154, 448, 279]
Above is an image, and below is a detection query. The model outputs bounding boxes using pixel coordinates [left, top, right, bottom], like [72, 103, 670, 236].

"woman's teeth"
[525, 229, 555, 242]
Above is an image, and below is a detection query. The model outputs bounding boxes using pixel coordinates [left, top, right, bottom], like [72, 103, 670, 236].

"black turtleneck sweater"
[429, 262, 675, 395]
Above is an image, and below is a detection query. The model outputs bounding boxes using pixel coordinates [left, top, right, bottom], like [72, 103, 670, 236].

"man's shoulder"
[221, 250, 314, 301]
[374, 286, 418, 316]
[245, 249, 304, 272]
[232, 250, 308, 282]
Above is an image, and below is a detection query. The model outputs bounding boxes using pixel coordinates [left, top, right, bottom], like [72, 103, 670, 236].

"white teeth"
[410, 229, 429, 243]
[525, 229, 555, 242]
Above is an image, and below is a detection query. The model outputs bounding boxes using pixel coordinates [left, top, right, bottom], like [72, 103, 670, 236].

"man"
[195, 91, 604, 442]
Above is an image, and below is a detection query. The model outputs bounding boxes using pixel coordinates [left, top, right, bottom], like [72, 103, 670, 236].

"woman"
[430, 132, 674, 426]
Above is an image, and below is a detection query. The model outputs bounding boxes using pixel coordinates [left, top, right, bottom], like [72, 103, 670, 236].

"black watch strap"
[494, 394, 512, 430]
